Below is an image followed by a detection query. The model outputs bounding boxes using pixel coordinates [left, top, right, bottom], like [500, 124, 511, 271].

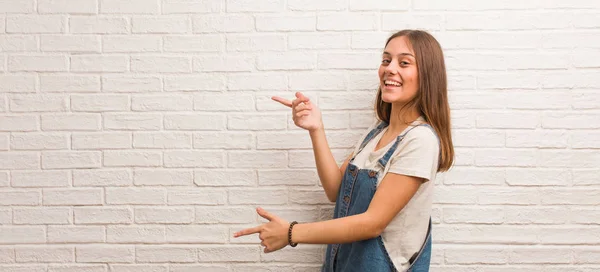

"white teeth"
[384, 80, 402, 86]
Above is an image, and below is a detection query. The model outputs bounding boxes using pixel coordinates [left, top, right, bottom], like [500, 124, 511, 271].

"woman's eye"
[400, 61, 410, 66]
[382, 59, 391, 64]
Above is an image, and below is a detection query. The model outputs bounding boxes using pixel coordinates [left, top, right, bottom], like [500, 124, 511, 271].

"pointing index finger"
[233, 226, 262, 238]
[271, 96, 292, 108]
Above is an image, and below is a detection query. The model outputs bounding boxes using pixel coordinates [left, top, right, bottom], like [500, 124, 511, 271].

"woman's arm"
[234, 172, 422, 252]
[309, 127, 352, 202]
[292, 172, 422, 244]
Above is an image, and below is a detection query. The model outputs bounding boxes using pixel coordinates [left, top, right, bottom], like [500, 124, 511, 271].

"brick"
[572, 208, 600, 225]
[0, 134, 7, 150]
[171, 265, 228, 272]
[43, 188, 102, 205]
[164, 35, 222, 52]
[0, 75, 36, 93]
[433, 186, 478, 205]
[109, 264, 168, 272]
[543, 112, 600, 129]
[573, 91, 600, 109]
[41, 35, 100, 52]
[11, 133, 69, 150]
[574, 248, 600, 264]
[443, 167, 505, 185]
[540, 189, 600, 205]
[48, 265, 107, 272]
[15, 246, 73, 263]
[444, 247, 508, 264]
[0, 152, 39, 170]
[288, 149, 349, 168]
[40, 75, 100, 93]
[226, 34, 285, 52]
[195, 207, 256, 224]
[573, 169, 600, 186]
[0, 227, 45, 244]
[288, 0, 346, 11]
[194, 94, 254, 111]
[198, 246, 259, 262]
[257, 52, 315, 71]
[258, 170, 317, 186]
[256, 15, 315, 31]
[76, 245, 134, 263]
[228, 114, 287, 130]
[13, 207, 69, 225]
[227, 73, 286, 91]
[319, 53, 378, 70]
[449, 93, 506, 110]
[69, 16, 128, 34]
[12, 170, 69, 187]
[74, 207, 133, 224]
[71, 55, 128, 72]
[73, 169, 132, 187]
[9, 94, 68, 112]
[164, 75, 225, 92]
[135, 246, 196, 263]
[510, 247, 571, 264]
[102, 35, 160, 52]
[350, 0, 409, 10]
[167, 188, 227, 205]
[102, 75, 161, 92]
[257, 132, 311, 149]
[133, 132, 191, 149]
[350, 32, 390, 49]
[0, 246, 13, 262]
[103, 151, 162, 167]
[452, 129, 505, 147]
[42, 151, 101, 169]
[0, 35, 38, 51]
[71, 94, 128, 112]
[542, 31, 600, 49]
[260, 246, 322, 263]
[132, 16, 189, 34]
[166, 226, 227, 243]
[38, 0, 97, 13]
[7, 15, 65, 33]
[193, 132, 253, 149]
[538, 227, 600, 245]
[413, 0, 541, 10]
[228, 151, 287, 168]
[100, 0, 159, 14]
[103, 113, 162, 131]
[164, 151, 224, 168]
[476, 112, 539, 129]
[478, 188, 540, 205]
[504, 207, 568, 225]
[229, 189, 287, 205]
[131, 56, 191, 73]
[106, 188, 166, 205]
[289, 72, 346, 91]
[193, 55, 254, 72]
[506, 130, 568, 148]
[317, 13, 377, 31]
[164, 0, 221, 14]
[573, 12, 600, 28]
[164, 114, 225, 130]
[320, 92, 375, 110]
[132, 95, 193, 111]
[382, 13, 442, 31]
[435, 225, 539, 244]
[540, 150, 600, 168]
[195, 170, 257, 187]
[134, 169, 192, 186]
[0, 172, 7, 187]
[42, 114, 101, 131]
[290, 189, 330, 205]
[192, 14, 254, 33]
[226, 0, 283, 12]
[0, 265, 47, 272]
[48, 226, 105, 243]
[8, 55, 68, 72]
[477, 71, 540, 90]
[506, 169, 570, 186]
[0, 0, 35, 13]
[289, 33, 349, 49]
[107, 226, 165, 243]
[443, 207, 504, 224]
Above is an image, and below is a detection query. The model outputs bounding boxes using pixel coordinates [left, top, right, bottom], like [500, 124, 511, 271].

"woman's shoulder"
[401, 124, 440, 150]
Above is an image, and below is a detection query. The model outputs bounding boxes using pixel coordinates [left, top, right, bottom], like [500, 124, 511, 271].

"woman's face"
[378, 36, 419, 105]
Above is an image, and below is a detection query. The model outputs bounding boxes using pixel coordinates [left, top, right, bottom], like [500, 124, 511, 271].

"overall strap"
[354, 121, 388, 157]
[377, 123, 426, 168]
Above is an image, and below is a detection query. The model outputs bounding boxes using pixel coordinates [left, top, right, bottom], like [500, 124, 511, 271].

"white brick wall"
[0, 1, 598, 271]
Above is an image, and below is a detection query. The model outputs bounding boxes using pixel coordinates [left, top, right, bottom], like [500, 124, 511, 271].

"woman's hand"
[272, 92, 323, 132]
[233, 207, 291, 253]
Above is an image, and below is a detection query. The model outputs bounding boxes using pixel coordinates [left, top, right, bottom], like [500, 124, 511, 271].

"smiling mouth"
[384, 80, 402, 87]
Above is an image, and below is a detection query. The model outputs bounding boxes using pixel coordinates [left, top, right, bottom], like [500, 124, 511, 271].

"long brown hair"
[375, 30, 454, 172]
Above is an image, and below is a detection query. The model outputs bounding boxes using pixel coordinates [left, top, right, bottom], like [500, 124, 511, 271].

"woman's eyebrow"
[382, 51, 415, 57]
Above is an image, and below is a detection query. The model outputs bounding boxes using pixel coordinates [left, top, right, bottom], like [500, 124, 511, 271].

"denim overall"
[322, 121, 433, 272]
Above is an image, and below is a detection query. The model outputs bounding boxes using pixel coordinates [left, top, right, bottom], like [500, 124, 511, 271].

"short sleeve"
[387, 126, 439, 182]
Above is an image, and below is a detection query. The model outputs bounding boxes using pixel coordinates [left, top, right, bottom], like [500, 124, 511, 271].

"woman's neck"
[387, 103, 420, 134]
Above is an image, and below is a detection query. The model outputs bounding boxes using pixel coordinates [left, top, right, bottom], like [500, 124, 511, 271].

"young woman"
[234, 29, 454, 272]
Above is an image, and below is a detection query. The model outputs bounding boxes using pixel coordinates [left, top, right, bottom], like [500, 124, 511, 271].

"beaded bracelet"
[288, 221, 298, 247]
